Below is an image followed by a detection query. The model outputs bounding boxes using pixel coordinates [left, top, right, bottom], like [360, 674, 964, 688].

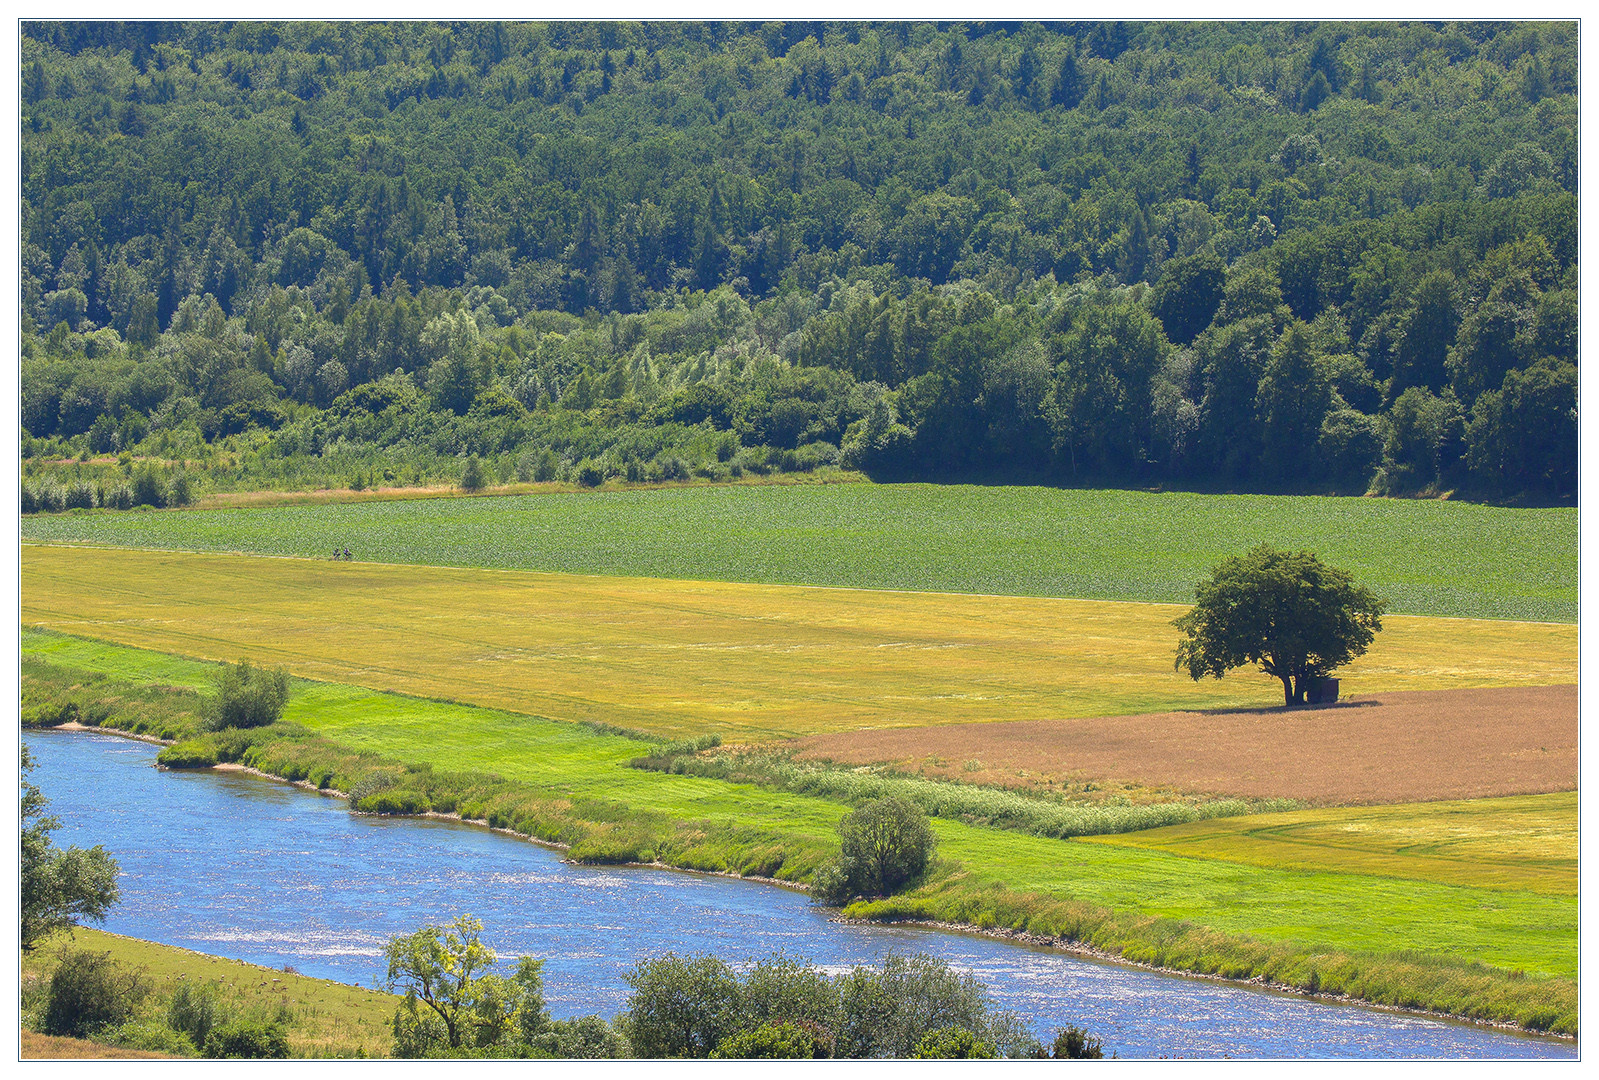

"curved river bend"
[25, 731, 1574, 1059]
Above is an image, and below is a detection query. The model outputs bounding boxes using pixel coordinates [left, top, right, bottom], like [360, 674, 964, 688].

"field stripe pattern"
[21, 545, 1578, 741]
[17, 483, 1578, 621]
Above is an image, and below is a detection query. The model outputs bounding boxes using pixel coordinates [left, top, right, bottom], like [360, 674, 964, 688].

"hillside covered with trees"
[19, 20, 1578, 504]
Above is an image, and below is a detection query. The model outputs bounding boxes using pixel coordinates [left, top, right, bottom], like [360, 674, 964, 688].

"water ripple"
[23, 730, 1575, 1060]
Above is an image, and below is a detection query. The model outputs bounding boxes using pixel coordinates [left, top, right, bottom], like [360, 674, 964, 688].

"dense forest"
[19, 20, 1578, 505]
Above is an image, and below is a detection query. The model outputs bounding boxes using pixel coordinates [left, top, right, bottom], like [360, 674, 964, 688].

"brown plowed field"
[792, 685, 1578, 805]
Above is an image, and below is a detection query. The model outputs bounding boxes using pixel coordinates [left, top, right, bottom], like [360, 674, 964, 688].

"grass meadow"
[18, 482, 1577, 621]
[1084, 793, 1577, 897]
[21, 546, 1577, 741]
[21, 632, 1578, 993]
[21, 928, 397, 1057]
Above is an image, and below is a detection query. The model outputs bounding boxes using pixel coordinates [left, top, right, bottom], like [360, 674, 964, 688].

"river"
[22, 730, 1575, 1059]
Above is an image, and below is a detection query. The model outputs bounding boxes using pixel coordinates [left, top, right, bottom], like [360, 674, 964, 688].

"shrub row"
[20, 468, 194, 513]
[634, 748, 1297, 840]
[615, 950, 1096, 1059]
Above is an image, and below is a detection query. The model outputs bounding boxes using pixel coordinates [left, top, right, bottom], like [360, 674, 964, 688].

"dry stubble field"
[794, 685, 1578, 804]
[21, 544, 1578, 741]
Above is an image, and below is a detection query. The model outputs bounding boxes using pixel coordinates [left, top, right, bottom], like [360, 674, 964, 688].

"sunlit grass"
[21, 928, 397, 1057]
[21, 631, 1578, 986]
[18, 482, 1576, 621]
[1082, 793, 1578, 897]
[21, 546, 1576, 741]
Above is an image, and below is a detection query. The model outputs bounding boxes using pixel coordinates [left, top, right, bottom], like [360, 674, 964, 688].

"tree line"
[20, 20, 1577, 500]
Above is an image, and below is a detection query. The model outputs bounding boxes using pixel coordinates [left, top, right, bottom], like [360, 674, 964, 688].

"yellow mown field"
[21, 544, 1578, 740]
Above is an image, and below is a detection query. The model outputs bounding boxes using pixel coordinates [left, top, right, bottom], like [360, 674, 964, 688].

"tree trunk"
[1281, 674, 1294, 706]
[1292, 672, 1311, 704]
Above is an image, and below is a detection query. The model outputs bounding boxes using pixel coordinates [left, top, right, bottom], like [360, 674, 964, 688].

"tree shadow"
[1187, 699, 1382, 717]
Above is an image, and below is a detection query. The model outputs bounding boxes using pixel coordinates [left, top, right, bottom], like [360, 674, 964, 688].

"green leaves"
[202, 659, 289, 731]
[1175, 544, 1385, 705]
[382, 913, 546, 1051]
[21, 745, 121, 950]
[824, 796, 936, 901]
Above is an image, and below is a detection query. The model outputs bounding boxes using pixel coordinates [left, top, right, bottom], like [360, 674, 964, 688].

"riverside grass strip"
[20, 634, 1579, 992]
[19, 546, 1577, 742]
[1081, 793, 1578, 897]
[845, 878, 1577, 1037]
[21, 928, 398, 1058]
[17, 483, 1577, 622]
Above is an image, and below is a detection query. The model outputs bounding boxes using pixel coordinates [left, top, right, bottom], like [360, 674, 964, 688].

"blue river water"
[23, 730, 1576, 1059]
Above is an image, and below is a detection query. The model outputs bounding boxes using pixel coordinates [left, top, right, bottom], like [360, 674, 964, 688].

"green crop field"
[21, 546, 1576, 740]
[1084, 794, 1578, 897]
[21, 631, 1578, 983]
[19, 483, 1577, 621]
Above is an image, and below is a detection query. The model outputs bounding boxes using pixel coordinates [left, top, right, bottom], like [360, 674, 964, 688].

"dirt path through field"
[793, 685, 1578, 804]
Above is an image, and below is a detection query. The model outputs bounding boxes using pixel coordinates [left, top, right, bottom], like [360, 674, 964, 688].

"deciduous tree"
[1174, 545, 1385, 705]
[21, 745, 120, 950]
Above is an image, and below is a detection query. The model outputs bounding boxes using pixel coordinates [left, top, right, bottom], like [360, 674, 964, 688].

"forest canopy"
[19, 20, 1578, 500]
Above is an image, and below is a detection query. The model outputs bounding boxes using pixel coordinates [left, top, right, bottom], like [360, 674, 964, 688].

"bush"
[833, 953, 995, 1059]
[808, 856, 857, 906]
[21, 700, 79, 728]
[64, 480, 98, 509]
[108, 1019, 198, 1056]
[131, 466, 167, 508]
[574, 458, 606, 487]
[621, 954, 741, 1057]
[167, 471, 195, 507]
[346, 768, 403, 808]
[99, 481, 135, 510]
[42, 951, 145, 1038]
[460, 455, 487, 492]
[527, 1015, 633, 1059]
[202, 659, 290, 730]
[167, 981, 223, 1049]
[21, 482, 39, 514]
[354, 790, 432, 815]
[209, 727, 263, 763]
[531, 447, 561, 482]
[712, 1021, 827, 1059]
[157, 739, 218, 769]
[203, 1018, 291, 1059]
[33, 480, 67, 512]
[912, 1027, 998, 1059]
[1052, 1024, 1106, 1059]
[737, 952, 838, 1034]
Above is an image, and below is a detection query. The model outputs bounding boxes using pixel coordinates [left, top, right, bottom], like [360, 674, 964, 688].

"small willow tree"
[1174, 544, 1385, 706]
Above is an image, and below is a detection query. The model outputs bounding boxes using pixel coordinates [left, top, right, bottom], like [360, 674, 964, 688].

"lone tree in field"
[1173, 544, 1386, 706]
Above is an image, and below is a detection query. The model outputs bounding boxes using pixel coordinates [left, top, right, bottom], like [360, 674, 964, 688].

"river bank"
[25, 726, 1576, 1059]
[31, 718, 1577, 1041]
